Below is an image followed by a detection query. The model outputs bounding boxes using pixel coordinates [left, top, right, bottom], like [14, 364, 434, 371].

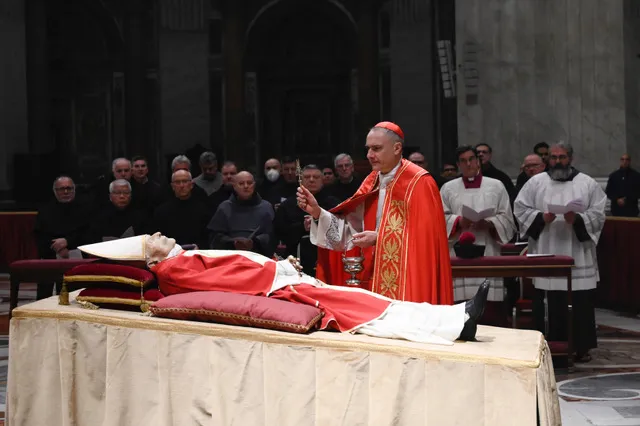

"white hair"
[171, 170, 192, 181]
[112, 158, 131, 170]
[109, 179, 131, 193]
[334, 153, 353, 167]
[171, 155, 191, 170]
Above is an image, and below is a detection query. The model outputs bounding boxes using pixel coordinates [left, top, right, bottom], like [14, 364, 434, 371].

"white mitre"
[78, 235, 150, 261]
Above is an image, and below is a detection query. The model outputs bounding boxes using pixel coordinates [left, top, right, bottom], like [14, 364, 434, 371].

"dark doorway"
[245, 0, 357, 166]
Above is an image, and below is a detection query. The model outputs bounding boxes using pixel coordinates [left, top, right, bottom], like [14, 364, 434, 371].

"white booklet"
[547, 199, 586, 214]
[461, 205, 495, 222]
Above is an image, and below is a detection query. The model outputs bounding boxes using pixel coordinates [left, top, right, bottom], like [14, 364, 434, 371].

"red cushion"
[10, 259, 95, 272]
[64, 263, 155, 288]
[150, 291, 324, 334]
[77, 288, 164, 312]
[451, 255, 574, 267]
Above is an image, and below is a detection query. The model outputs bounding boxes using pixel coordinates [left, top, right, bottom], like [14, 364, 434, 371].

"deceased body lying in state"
[73, 232, 489, 345]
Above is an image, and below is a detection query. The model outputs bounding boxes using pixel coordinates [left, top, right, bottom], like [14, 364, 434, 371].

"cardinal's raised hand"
[296, 186, 321, 219]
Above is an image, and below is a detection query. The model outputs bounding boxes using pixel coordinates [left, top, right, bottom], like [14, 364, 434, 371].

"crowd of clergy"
[35, 140, 639, 363]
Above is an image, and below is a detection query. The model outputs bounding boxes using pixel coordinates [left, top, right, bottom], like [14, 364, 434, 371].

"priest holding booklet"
[440, 146, 516, 303]
[514, 141, 606, 362]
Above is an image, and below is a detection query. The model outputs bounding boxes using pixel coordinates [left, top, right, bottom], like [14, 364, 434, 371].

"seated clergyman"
[78, 233, 489, 345]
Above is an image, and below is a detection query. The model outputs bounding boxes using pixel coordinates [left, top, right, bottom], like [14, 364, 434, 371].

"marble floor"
[1, 274, 640, 425]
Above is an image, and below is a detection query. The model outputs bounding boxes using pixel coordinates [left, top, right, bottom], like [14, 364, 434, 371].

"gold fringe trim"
[76, 296, 144, 307]
[11, 308, 544, 369]
[63, 275, 149, 287]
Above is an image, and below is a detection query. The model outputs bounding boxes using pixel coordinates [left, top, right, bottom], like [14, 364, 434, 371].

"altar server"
[440, 146, 516, 303]
[514, 142, 606, 362]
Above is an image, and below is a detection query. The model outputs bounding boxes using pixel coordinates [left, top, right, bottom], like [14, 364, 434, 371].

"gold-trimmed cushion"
[63, 263, 155, 288]
[76, 288, 164, 312]
[150, 291, 324, 334]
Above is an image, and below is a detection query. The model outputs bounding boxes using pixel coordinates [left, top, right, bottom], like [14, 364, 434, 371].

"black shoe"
[458, 318, 477, 341]
[465, 280, 490, 322]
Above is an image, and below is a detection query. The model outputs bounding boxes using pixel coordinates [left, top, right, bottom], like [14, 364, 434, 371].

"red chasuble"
[152, 251, 391, 332]
[315, 159, 454, 305]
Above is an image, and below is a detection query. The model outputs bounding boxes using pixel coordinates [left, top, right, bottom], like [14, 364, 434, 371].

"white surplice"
[441, 176, 516, 301]
[513, 172, 606, 291]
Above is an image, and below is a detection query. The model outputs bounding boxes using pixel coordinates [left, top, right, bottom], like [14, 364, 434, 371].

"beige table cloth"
[8, 295, 561, 426]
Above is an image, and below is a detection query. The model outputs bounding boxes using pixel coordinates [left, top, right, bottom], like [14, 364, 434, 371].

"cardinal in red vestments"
[297, 122, 453, 305]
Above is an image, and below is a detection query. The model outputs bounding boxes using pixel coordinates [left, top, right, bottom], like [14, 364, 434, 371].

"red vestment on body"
[316, 159, 453, 305]
[152, 251, 391, 332]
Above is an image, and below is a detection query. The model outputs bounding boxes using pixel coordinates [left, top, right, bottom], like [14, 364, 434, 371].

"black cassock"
[274, 188, 340, 276]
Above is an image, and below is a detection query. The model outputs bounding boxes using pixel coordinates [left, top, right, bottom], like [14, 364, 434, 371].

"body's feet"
[458, 280, 490, 341]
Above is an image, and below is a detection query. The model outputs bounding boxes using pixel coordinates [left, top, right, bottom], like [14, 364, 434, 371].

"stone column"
[357, 0, 380, 140]
[222, 0, 246, 164]
[25, 0, 51, 155]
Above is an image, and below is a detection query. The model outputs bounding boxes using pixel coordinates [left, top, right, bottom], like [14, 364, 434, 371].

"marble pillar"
[0, 0, 28, 194]
[455, 0, 629, 178]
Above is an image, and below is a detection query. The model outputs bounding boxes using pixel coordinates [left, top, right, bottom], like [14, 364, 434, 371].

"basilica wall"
[158, 0, 212, 160]
[0, 0, 28, 194]
[455, 0, 633, 179]
[389, 2, 438, 169]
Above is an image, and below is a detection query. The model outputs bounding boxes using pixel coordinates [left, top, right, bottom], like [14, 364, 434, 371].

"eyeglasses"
[55, 186, 75, 192]
[336, 164, 352, 169]
[112, 191, 131, 196]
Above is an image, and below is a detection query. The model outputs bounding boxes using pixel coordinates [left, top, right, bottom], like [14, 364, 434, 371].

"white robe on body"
[513, 172, 606, 291]
[441, 176, 516, 301]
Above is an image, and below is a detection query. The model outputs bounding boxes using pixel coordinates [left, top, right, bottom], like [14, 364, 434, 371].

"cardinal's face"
[146, 233, 176, 262]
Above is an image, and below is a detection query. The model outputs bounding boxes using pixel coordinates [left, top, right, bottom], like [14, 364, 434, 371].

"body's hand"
[297, 186, 321, 219]
[617, 197, 626, 207]
[352, 231, 377, 248]
[57, 248, 70, 259]
[564, 211, 576, 225]
[543, 213, 556, 224]
[51, 238, 68, 253]
[233, 238, 254, 251]
[303, 215, 312, 232]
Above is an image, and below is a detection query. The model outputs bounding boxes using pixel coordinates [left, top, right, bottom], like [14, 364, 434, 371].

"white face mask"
[265, 169, 280, 182]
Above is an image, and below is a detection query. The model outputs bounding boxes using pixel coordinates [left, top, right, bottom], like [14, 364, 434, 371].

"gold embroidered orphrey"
[372, 199, 407, 299]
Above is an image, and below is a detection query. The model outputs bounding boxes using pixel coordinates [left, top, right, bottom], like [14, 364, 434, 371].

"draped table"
[8, 294, 561, 426]
[0, 212, 38, 271]
[596, 216, 640, 312]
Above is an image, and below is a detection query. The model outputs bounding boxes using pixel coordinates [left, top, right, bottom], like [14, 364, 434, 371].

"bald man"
[298, 122, 453, 305]
[606, 153, 640, 217]
[207, 171, 276, 256]
[515, 154, 546, 196]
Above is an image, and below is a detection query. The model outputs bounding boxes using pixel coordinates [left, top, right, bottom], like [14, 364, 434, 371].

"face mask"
[265, 169, 280, 182]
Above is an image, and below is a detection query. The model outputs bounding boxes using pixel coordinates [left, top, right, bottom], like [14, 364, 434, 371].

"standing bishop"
[514, 142, 606, 361]
[297, 122, 453, 304]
